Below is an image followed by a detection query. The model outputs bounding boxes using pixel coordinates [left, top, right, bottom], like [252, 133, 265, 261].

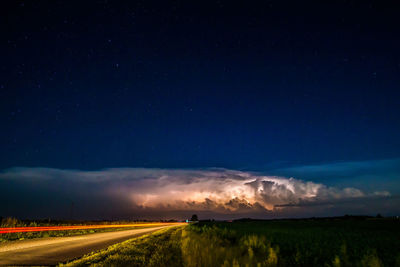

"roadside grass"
[181, 224, 278, 267]
[60, 219, 400, 267]
[0, 217, 167, 242]
[60, 226, 184, 267]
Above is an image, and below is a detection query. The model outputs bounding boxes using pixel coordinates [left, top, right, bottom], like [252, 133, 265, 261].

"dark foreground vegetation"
[0, 217, 166, 242]
[62, 218, 400, 267]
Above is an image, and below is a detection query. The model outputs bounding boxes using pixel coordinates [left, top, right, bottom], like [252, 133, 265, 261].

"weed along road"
[0, 224, 185, 265]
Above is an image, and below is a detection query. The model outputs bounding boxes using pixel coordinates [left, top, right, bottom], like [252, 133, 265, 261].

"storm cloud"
[0, 167, 397, 220]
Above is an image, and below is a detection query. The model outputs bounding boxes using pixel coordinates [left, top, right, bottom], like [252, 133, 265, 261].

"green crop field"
[61, 218, 400, 267]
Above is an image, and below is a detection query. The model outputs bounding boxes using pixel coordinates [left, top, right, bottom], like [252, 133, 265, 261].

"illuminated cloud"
[0, 167, 397, 220]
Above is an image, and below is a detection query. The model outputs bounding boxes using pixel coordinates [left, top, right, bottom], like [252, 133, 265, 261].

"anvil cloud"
[0, 167, 397, 220]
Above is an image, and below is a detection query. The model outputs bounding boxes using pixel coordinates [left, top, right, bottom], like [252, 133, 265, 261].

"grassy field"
[61, 218, 400, 267]
[0, 217, 169, 242]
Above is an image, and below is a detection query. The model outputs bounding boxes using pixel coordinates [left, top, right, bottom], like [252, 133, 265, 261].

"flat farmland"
[62, 218, 400, 266]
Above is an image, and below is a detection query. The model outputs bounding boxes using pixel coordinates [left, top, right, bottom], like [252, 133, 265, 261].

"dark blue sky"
[1, 0, 400, 171]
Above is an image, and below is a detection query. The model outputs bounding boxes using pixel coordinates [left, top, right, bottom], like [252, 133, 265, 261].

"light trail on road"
[0, 224, 186, 265]
[0, 222, 183, 234]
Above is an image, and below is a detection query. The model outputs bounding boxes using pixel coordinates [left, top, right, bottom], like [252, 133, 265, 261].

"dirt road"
[0, 224, 183, 266]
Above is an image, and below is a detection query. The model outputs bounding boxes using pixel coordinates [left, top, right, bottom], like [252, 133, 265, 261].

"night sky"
[1, 1, 400, 220]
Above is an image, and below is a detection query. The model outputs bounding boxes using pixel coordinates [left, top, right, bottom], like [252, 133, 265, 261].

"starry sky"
[1, 1, 400, 220]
